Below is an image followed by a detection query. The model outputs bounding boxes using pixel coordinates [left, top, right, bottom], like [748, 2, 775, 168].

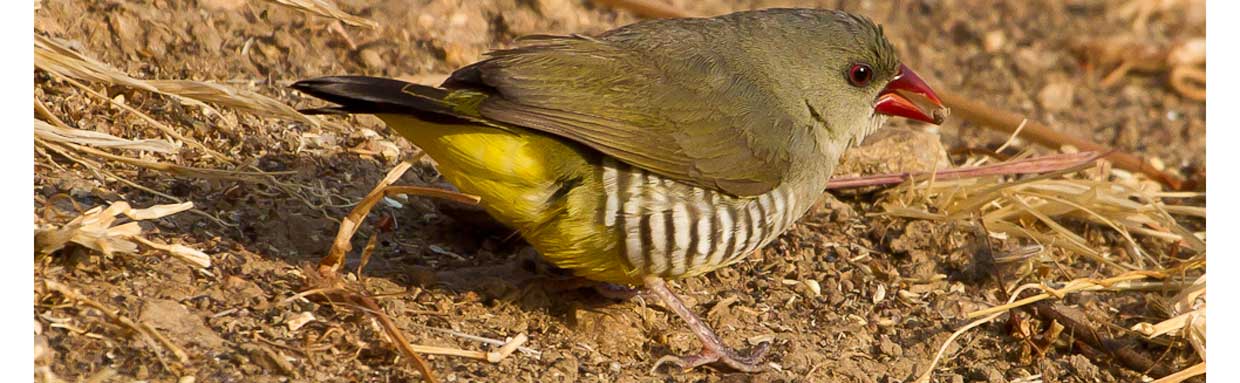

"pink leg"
[644, 276, 770, 373]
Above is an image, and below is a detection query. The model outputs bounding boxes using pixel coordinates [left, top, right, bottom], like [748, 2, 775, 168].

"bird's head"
[772, 10, 947, 144]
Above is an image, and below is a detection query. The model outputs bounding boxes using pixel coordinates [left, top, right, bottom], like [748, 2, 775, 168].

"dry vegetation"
[34, 0, 1204, 382]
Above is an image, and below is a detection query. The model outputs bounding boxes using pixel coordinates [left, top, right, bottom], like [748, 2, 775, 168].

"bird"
[292, 8, 945, 373]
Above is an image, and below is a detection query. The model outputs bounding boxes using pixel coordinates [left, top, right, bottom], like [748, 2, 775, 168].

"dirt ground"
[34, 0, 1206, 382]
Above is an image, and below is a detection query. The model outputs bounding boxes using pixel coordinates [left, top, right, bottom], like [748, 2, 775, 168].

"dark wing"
[442, 34, 799, 197]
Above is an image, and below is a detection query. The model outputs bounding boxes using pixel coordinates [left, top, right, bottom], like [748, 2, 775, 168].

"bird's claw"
[591, 282, 641, 300]
[650, 341, 771, 373]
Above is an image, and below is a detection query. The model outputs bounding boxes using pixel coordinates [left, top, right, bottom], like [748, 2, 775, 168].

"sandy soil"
[34, 0, 1205, 382]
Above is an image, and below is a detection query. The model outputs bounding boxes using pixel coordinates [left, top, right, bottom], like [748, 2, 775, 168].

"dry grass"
[34, 30, 361, 223]
[880, 154, 1206, 381]
[263, 0, 380, 29]
[882, 157, 1202, 271]
[36, 34, 317, 129]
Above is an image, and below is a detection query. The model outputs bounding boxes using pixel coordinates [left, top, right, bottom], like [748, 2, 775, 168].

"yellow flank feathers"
[378, 114, 638, 283]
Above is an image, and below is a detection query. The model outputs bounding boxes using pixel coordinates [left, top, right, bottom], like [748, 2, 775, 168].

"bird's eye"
[847, 63, 873, 87]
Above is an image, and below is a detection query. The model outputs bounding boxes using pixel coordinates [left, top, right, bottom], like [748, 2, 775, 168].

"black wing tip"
[290, 76, 387, 93]
[297, 106, 352, 115]
[288, 75, 468, 122]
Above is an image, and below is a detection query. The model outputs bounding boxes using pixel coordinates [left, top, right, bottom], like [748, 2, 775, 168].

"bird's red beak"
[875, 64, 947, 125]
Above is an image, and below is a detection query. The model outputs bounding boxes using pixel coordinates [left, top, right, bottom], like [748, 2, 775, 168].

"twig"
[939, 90, 1187, 190]
[915, 311, 1005, 383]
[487, 333, 528, 363]
[401, 344, 489, 360]
[329, 20, 359, 50]
[320, 162, 480, 274]
[379, 333, 529, 363]
[1024, 301, 1173, 378]
[350, 294, 438, 382]
[385, 186, 483, 205]
[34, 97, 69, 128]
[321, 161, 414, 273]
[994, 118, 1028, 154]
[591, 0, 691, 18]
[355, 231, 379, 280]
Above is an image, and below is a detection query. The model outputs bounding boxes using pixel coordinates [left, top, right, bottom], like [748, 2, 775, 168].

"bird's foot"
[643, 275, 770, 373]
[651, 341, 770, 373]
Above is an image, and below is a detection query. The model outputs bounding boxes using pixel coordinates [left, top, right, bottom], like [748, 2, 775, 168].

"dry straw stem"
[326, 288, 437, 382]
[918, 269, 1201, 381]
[35, 119, 179, 153]
[389, 334, 529, 363]
[418, 325, 542, 358]
[35, 98, 288, 184]
[35, 34, 317, 129]
[400, 344, 488, 360]
[35, 201, 212, 268]
[320, 161, 412, 273]
[145, 79, 318, 127]
[42, 279, 190, 363]
[319, 161, 480, 273]
[36, 133, 268, 231]
[263, 0, 380, 29]
[37, 131, 284, 183]
[915, 282, 1050, 383]
[915, 312, 1004, 383]
[308, 161, 489, 381]
[1024, 301, 1173, 377]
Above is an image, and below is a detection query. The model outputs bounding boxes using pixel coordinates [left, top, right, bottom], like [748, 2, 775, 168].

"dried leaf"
[35, 201, 211, 268]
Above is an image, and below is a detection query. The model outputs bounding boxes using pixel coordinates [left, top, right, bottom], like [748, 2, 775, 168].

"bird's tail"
[290, 76, 465, 122]
[290, 75, 599, 254]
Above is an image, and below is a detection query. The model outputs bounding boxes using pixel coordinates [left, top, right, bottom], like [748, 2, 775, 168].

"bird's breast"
[586, 157, 816, 280]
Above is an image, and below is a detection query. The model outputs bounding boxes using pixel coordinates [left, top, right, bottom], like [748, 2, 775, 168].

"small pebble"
[359, 48, 384, 69]
[983, 30, 1006, 52]
[1038, 81, 1075, 112]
